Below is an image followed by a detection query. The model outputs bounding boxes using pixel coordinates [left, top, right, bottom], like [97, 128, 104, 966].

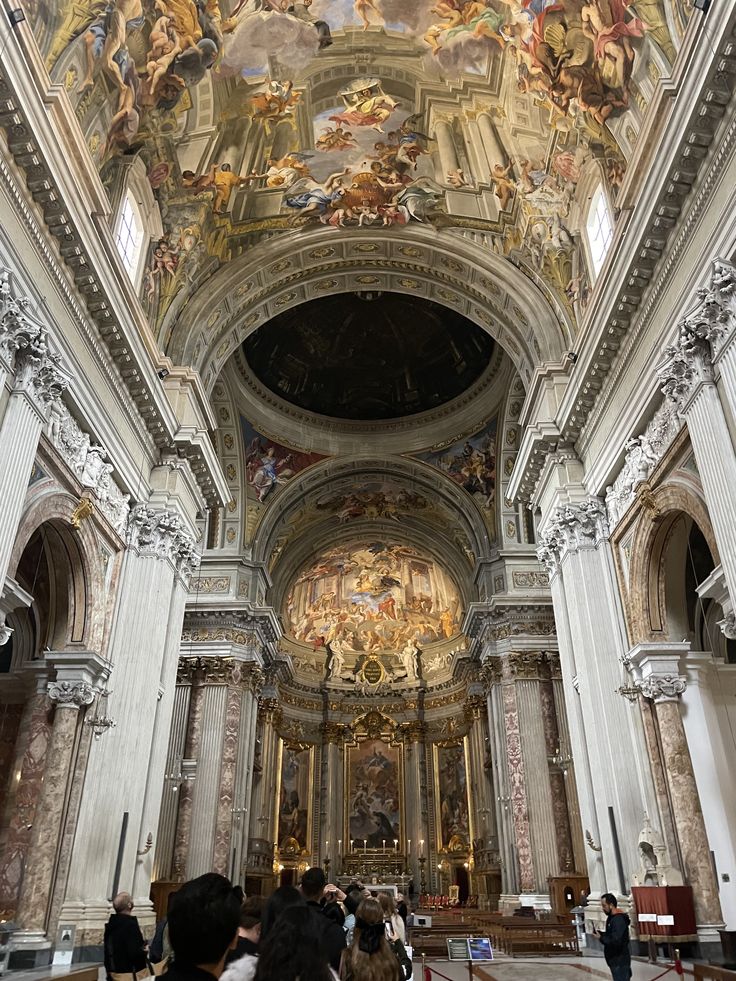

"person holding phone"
[594, 893, 632, 981]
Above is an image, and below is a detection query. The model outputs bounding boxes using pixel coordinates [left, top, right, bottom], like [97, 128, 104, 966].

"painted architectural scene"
[276, 744, 312, 851]
[347, 738, 401, 849]
[26, 0, 685, 339]
[286, 541, 463, 653]
[436, 743, 471, 849]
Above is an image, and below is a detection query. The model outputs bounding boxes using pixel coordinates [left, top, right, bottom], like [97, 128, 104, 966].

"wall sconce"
[85, 687, 116, 739]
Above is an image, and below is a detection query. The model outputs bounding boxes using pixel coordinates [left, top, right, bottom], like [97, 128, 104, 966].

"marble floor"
[417, 955, 687, 980]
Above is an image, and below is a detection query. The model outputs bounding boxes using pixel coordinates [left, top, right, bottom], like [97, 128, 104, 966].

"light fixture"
[85, 687, 116, 739]
[617, 683, 642, 703]
[547, 745, 572, 774]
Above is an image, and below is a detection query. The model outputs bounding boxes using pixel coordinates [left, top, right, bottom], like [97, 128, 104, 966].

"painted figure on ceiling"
[354, 0, 385, 30]
[330, 78, 399, 133]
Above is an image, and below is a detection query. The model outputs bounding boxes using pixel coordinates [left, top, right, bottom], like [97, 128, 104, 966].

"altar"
[336, 850, 411, 893]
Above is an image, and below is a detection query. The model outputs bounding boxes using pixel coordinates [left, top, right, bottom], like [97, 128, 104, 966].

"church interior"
[0, 0, 736, 974]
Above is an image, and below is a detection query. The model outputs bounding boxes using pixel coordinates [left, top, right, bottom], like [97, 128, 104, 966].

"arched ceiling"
[29, 0, 686, 373]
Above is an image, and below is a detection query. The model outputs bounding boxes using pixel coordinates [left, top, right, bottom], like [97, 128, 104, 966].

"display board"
[446, 938, 494, 961]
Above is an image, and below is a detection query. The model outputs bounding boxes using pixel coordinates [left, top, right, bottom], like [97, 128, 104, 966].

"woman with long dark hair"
[341, 898, 400, 981]
[254, 905, 337, 981]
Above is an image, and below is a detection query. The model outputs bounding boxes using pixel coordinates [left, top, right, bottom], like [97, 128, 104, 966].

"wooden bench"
[36, 967, 100, 981]
[694, 965, 736, 980]
[409, 924, 477, 958]
[493, 921, 579, 957]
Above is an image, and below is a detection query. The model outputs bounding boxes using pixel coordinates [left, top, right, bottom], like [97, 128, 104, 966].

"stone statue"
[400, 639, 419, 681]
[328, 640, 346, 681]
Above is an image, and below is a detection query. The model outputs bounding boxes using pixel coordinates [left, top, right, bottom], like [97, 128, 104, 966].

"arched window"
[114, 190, 145, 285]
[586, 186, 613, 277]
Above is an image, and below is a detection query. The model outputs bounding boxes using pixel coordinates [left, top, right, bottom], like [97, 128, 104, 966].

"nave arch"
[166, 225, 573, 393]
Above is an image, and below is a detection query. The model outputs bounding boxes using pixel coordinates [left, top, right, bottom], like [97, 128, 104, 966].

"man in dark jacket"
[300, 868, 346, 972]
[166, 873, 241, 981]
[595, 893, 632, 981]
[104, 893, 148, 981]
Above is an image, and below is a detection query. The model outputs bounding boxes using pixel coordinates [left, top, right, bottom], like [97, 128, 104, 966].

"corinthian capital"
[680, 259, 736, 359]
[542, 496, 609, 558]
[48, 679, 96, 708]
[639, 674, 686, 702]
[658, 340, 713, 413]
[126, 504, 198, 573]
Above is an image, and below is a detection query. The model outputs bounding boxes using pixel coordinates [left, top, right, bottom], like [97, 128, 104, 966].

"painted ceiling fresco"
[287, 541, 463, 653]
[31, 0, 686, 345]
[242, 293, 495, 419]
[415, 415, 498, 539]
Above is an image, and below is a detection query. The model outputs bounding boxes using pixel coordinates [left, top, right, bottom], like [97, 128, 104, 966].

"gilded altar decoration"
[434, 741, 471, 850]
[346, 737, 402, 849]
[275, 741, 313, 853]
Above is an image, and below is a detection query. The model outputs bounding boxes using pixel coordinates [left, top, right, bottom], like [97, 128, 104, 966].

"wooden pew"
[694, 966, 736, 980]
[493, 921, 579, 957]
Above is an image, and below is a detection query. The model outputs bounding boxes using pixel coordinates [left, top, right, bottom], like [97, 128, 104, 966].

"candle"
[338, 839, 342, 854]
[364, 839, 367, 854]
[382, 839, 386, 851]
[420, 839, 424, 857]
[408, 839, 411, 856]
[326, 841, 329, 852]
[394, 839, 398, 852]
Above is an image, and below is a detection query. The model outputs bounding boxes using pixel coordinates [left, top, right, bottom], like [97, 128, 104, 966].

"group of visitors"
[104, 868, 412, 981]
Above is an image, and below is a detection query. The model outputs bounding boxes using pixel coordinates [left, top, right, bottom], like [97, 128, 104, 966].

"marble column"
[61, 511, 198, 946]
[14, 676, 95, 940]
[0, 345, 68, 599]
[549, 665, 587, 875]
[403, 722, 426, 891]
[171, 663, 207, 880]
[497, 660, 535, 895]
[246, 697, 280, 877]
[538, 498, 660, 897]
[0, 667, 51, 919]
[476, 112, 506, 171]
[433, 119, 460, 181]
[539, 659, 577, 875]
[132, 575, 188, 906]
[320, 724, 344, 874]
[513, 655, 559, 893]
[213, 672, 245, 876]
[485, 670, 518, 898]
[465, 689, 496, 848]
[235, 679, 260, 882]
[631, 644, 724, 939]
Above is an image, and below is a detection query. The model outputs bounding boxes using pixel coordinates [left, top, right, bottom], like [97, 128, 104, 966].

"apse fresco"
[287, 542, 462, 653]
[241, 417, 325, 505]
[277, 744, 311, 850]
[347, 738, 401, 848]
[417, 417, 497, 538]
[30, 0, 682, 333]
[436, 743, 471, 849]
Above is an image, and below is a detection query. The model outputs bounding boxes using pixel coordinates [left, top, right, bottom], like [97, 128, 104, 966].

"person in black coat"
[300, 868, 346, 972]
[104, 893, 148, 980]
[594, 893, 632, 981]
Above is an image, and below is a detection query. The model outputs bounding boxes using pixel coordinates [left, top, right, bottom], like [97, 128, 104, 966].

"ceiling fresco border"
[169, 226, 572, 393]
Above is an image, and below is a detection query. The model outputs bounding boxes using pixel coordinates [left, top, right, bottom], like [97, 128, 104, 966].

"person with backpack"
[594, 893, 632, 981]
[300, 868, 347, 972]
